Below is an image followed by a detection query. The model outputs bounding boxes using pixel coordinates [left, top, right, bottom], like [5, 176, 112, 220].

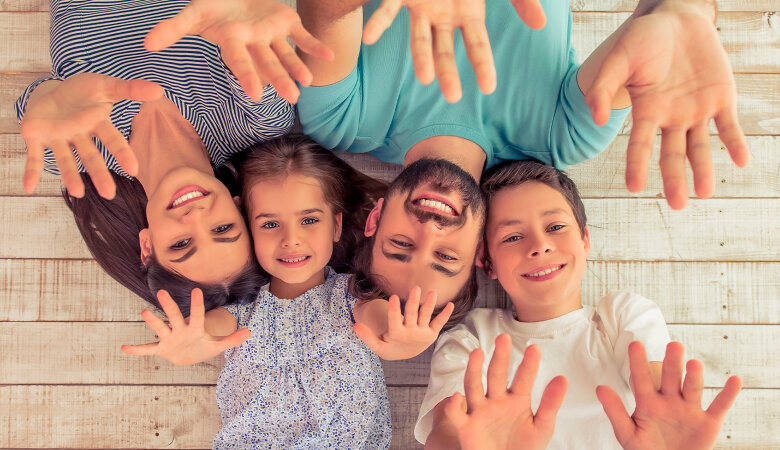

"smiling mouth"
[277, 255, 311, 267]
[523, 264, 565, 278]
[412, 195, 459, 216]
[168, 185, 209, 209]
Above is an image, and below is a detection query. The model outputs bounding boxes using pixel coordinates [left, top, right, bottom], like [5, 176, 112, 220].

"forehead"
[247, 174, 327, 212]
[488, 182, 574, 226]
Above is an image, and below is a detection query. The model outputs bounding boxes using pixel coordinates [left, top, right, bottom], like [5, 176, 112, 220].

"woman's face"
[141, 167, 252, 284]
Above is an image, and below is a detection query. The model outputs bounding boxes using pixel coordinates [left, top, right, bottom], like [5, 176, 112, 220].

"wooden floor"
[1, 0, 778, 448]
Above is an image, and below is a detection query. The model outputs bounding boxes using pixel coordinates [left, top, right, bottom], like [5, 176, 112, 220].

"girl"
[122, 136, 455, 447]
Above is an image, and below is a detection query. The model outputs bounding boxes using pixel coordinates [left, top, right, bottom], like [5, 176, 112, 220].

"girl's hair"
[238, 134, 388, 273]
[64, 171, 264, 316]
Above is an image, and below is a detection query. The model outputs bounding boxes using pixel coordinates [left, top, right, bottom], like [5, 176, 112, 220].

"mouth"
[168, 185, 209, 209]
[277, 255, 311, 267]
[522, 264, 565, 281]
[411, 193, 459, 216]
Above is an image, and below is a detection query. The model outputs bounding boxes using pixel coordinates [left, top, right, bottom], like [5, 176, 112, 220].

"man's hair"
[481, 159, 587, 236]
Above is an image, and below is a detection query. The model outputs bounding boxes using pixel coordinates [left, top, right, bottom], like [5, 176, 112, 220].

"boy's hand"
[353, 286, 454, 360]
[586, 7, 748, 210]
[121, 288, 250, 365]
[145, 0, 334, 103]
[445, 335, 568, 450]
[597, 341, 742, 450]
[20, 73, 164, 199]
[362, 0, 546, 103]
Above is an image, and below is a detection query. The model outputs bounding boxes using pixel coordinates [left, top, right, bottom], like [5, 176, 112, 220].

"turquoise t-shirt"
[298, 0, 629, 170]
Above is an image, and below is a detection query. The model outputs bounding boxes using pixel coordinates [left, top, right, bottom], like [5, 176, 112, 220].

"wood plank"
[0, 72, 47, 134]
[0, 0, 48, 11]
[3, 197, 777, 261]
[0, 12, 50, 72]
[0, 385, 775, 449]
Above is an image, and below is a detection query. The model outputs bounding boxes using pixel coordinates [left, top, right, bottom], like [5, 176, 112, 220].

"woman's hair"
[238, 134, 388, 273]
[64, 172, 264, 316]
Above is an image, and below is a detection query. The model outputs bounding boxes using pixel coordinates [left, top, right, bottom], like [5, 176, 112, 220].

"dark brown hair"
[64, 172, 264, 316]
[238, 135, 388, 273]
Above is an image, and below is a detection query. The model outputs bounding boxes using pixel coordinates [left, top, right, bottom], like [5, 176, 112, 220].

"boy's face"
[485, 181, 590, 321]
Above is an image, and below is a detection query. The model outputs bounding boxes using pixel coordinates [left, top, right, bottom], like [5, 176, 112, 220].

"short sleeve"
[549, 62, 630, 169]
[413, 326, 480, 444]
[222, 299, 255, 328]
[15, 76, 64, 124]
[596, 291, 671, 384]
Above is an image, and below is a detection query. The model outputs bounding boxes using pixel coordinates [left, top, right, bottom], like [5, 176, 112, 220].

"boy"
[414, 159, 742, 448]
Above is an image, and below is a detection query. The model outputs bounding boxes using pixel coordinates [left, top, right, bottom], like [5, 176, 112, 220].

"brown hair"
[64, 172, 264, 316]
[238, 134, 388, 273]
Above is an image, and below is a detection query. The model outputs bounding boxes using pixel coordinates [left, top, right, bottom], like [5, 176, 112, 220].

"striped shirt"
[16, 0, 295, 178]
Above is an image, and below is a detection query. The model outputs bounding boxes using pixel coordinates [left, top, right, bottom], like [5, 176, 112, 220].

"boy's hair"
[238, 134, 388, 273]
[65, 172, 264, 316]
[481, 159, 587, 236]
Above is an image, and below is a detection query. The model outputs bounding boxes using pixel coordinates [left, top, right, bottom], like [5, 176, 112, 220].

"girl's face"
[246, 173, 342, 293]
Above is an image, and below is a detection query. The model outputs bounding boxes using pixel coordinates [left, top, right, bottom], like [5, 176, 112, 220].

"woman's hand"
[145, 0, 334, 103]
[353, 286, 454, 360]
[121, 288, 250, 366]
[20, 73, 163, 198]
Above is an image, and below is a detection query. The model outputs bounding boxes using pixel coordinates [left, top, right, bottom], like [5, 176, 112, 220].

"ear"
[333, 212, 343, 242]
[582, 226, 591, 257]
[138, 228, 153, 265]
[476, 240, 497, 279]
[364, 198, 383, 237]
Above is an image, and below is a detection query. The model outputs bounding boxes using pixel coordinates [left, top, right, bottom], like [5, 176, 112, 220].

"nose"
[281, 226, 302, 248]
[527, 232, 553, 257]
[415, 216, 445, 232]
[180, 204, 207, 223]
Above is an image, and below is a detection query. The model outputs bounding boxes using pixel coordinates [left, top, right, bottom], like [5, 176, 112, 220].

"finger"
[353, 322, 384, 351]
[444, 393, 469, 428]
[417, 290, 437, 326]
[713, 105, 749, 168]
[22, 140, 45, 194]
[221, 38, 264, 100]
[463, 348, 486, 411]
[187, 288, 205, 328]
[271, 39, 313, 87]
[103, 78, 164, 103]
[140, 309, 172, 339]
[217, 327, 252, 351]
[660, 341, 685, 396]
[659, 128, 689, 210]
[596, 385, 635, 443]
[485, 334, 512, 399]
[433, 26, 462, 103]
[586, 47, 631, 126]
[429, 302, 454, 333]
[51, 141, 84, 198]
[627, 341, 655, 399]
[252, 43, 299, 103]
[681, 358, 704, 405]
[706, 376, 742, 422]
[71, 136, 115, 199]
[461, 20, 496, 95]
[624, 119, 658, 193]
[509, 0, 547, 29]
[120, 342, 160, 356]
[403, 286, 421, 327]
[144, 4, 202, 52]
[386, 295, 404, 334]
[289, 22, 335, 61]
[408, 12, 434, 86]
[362, 0, 403, 45]
[94, 120, 138, 177]
[156, 290, 185, 329]
[509, 343, 540, 397]
[686, 123, 714, 199]
[534, 376, 568, 429]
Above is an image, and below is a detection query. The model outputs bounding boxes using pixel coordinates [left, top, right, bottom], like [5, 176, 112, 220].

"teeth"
[172, 191, 204, 207]
[526, 265, 563, 278]
[417, 198, 454, 214]
[280, 256, 308, 263]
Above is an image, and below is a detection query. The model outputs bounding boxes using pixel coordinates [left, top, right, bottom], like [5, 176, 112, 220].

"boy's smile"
[485, 181, 590, 322]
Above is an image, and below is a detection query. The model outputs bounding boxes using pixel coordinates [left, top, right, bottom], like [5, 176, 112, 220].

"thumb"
[145, 4, 202, 52]
[353, 322, 385, 352]
[104, 77, 165, 103]
[510, 0, 547, 30]
[219, 327, 251, 351]
[586, 48, 631, 126]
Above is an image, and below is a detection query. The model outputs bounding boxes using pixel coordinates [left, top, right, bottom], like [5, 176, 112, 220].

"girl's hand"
[20, 73, 164, 199]
[145, 0, 334, 103]
[354, 286, 454, 361]
[445, 335, 568, 450]
[121, 288, 250, 366]
[362, 0, 546, 102]
[596, 341, 742, 450]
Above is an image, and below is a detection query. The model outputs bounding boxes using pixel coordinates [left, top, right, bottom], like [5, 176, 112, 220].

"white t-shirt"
[414, 291, 670, 449]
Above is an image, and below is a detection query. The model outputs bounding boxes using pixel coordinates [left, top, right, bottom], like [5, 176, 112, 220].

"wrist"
[633, 0, 717, 24]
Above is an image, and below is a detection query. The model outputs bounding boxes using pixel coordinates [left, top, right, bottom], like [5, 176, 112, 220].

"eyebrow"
[170, 246, 197, 263]
[381, 247, 462, 277]
[431, 263, 461, 277]
[494, 208, 569, 229]
[214, 232, 242, 243]
[254, 208, 324, 220]
[169, 232, 242, 263]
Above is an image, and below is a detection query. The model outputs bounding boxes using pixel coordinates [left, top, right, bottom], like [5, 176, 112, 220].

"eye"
[261, 221, 279, 229]
[170, 238, 191, 250]
[437, 252, 457, 261]
[302, 217, 319, 225]
[391, 239, 412, 248]
[213, 224, 234, 233]
[548, 224, 565, 232]
[503, 235, 521, 243]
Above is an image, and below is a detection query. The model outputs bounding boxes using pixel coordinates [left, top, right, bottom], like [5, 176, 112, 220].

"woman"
[16, 0, 331, 314]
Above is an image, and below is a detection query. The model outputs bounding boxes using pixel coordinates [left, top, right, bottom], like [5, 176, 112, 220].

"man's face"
[365, 159, 485, 305]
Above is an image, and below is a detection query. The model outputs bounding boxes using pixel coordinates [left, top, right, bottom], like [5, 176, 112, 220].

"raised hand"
[145, 0, 334, 103]
[353, 286, 454, 360]
[597, 341, 742, 450]
[586, 7, 749, 209]
[445, 335, 568, 450]
[362, 0, 546, 102]
[121, 288, 250, 366]
[20, 73, 163, 199]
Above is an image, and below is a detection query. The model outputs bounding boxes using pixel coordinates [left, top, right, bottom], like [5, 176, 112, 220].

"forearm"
[634, 0, 717, 22]
[576, 22, 631, 110]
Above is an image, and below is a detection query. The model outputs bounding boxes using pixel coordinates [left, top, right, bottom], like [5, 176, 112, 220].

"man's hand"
[20, 73, 164, 199]
[597, 341, 742, 450]
[145, 0, 334, 103]
[121, 288, 250, 366]
[586, 6, 748, 209]
[444, 335, 568, 450]
[353, 286, 454, 360]
[362, 0, 546, 102]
